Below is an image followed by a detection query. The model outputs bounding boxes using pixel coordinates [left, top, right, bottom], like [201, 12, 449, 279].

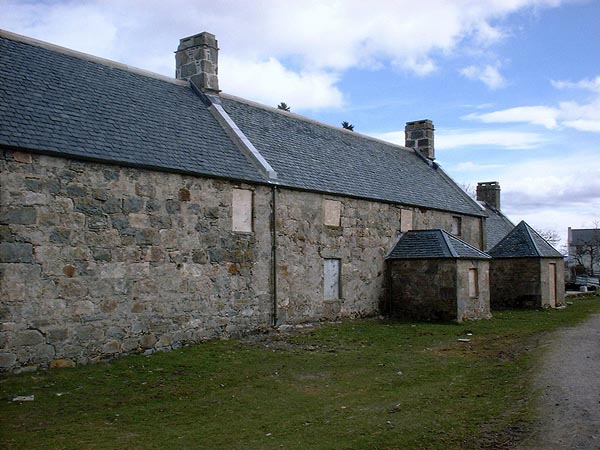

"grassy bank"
[2, 294, 599, 450]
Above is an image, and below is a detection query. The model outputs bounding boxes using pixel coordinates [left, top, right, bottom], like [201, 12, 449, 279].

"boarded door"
[549, 263, 557, 307]
[324, 259, 341, 299]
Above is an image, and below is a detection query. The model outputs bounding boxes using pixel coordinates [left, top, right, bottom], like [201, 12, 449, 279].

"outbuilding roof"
[488, 221, 563, 258]
[0, 31, 484, 217]
[387, 229, 491, 260]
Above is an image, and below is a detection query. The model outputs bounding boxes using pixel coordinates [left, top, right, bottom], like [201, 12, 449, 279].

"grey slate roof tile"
[0, 36, 264, 183]
[221, 96, 484, 216]
[1, 33, 485, 217]
[387, 229, 490, 260]
[489, 221, 563, 258]
[569, 229, 600, 246]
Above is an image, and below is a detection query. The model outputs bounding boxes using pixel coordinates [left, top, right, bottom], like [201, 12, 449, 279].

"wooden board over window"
[232, 189, 253, 232]
[324, 258, 341, 299]
[323, 199, 341, 227]
[468, 268, 479, 298]
[400, 209, 413, 232]
[452, 216, 462, 236]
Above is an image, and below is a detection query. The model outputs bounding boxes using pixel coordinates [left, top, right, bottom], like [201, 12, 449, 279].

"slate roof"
[387, 229, 490, 260]
[0, 32, 484, 217]
[481, 203, 515, 251]
[0, 35, 264, 183]
[489, 221, 563, 258]
[569, 229, 600, 246]
[222, 96, 484, 216]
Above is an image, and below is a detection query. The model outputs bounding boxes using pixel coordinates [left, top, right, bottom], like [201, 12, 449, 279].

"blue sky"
[2, 0, 599, 247]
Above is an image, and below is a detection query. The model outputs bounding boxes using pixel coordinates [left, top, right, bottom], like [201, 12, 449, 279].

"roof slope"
[489, 221, 563, 258]
[569, 229, 600, 246]
[481, 203, 515, 251]
[0, 35, 264, 183]
[0, 32, 484, 217]
[222, 96, 484, 216]
[387, 229, 490, 260]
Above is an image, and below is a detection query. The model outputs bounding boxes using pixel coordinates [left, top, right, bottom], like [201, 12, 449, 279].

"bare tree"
[573, 222, 600, 276]
[277, 102, 290, 112]
[534, 228, 561, 246]
[458, 183, 477, 200]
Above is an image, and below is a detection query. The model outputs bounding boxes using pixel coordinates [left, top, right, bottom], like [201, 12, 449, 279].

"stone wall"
[386, 259, 458, 321]
[539, 258, 566, 307]
[456, 260, 491, 321]
[489, 258, 559, 309]
[1, 149, 485, 370]
[1, 149, 273, 371]
[413, 207, 482, 249]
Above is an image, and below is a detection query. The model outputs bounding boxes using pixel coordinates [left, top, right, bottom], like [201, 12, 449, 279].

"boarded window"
[400, 209, 413, 232]
[452, 216, 462, 236]
[468, 268, 479, 298]
[323, 199, 341, 227]
[323, 259, 341, 299]
[232, 189, 253, 232]
[549, 263, 557, 307]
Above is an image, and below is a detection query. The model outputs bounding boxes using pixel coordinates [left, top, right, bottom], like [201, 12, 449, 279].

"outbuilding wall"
[456, 259, 491, 321]
[386, 259, 458, 321]
[490, 258, 565, 308]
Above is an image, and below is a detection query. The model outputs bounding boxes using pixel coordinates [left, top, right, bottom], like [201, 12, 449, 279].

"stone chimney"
[175, 32, 219, 93]
[477, 181, 501, 210]
[405, 119, 435, 160]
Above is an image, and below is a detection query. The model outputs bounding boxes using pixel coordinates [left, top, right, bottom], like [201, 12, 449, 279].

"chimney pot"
[175, 31, 220, 93]
[405, 119, 435, 160]
[476, 181, 501, 210]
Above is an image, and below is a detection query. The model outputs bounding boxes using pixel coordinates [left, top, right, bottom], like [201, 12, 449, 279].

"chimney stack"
[175, 32, 219, 93]
[477, 181, 501, 210]
[405, 119, 435, 160]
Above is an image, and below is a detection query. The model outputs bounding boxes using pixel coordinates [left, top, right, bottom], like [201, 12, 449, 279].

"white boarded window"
[324, 259, 341, 299]
[323, 199, 341, 227]
[400, 209, 413, 232]
[468, 268, 479, 298]
[452, 216, 462, 236]
[232, 189, 253, 232]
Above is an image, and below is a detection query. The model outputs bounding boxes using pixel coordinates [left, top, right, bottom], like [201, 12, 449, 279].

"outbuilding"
[386, 230, 491, 322]
[489, 221, 565, 308]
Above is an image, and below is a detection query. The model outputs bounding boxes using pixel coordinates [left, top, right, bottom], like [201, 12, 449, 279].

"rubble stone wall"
[1, 149, 273, 371]
[1, 149, 485, 370]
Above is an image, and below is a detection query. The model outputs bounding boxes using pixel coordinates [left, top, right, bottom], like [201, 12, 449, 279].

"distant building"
[567, 228, 600, 276]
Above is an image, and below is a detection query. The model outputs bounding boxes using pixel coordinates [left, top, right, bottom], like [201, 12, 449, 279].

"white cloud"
[374, 128, 545, 150]
[454, 151, 600, 246]
[465, 76, 600, 132]
[464, 106, 559, 128]
[453, 161, 505, 171]
[220, 57, 344, 110]
[0, 0, 566, 110]
[461, 64, 506, 89]
[551, 76, 600, 93]
[436, 129, 546, 149]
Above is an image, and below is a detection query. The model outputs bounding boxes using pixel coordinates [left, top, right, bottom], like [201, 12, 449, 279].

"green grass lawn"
[2, 294, 600, 450]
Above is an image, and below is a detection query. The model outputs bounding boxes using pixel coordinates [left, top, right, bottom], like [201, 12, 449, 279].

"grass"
[1, 294, 599, 450]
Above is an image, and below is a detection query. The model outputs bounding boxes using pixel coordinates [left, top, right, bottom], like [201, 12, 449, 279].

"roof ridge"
[439, 230, 459, 258]
[519, 221, 543, 257]
[220, 92, 416, 154]
[0, 29, 187, 87]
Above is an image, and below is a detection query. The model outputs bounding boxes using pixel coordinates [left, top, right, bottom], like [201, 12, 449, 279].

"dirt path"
[517, 313, 600, 450]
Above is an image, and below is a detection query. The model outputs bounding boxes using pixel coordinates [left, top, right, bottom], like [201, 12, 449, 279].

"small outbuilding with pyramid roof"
[386, 230, 492, 322]
[489, 221, 565, 309]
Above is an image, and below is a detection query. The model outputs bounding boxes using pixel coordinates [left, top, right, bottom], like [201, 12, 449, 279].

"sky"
[2, 0, 599, 248]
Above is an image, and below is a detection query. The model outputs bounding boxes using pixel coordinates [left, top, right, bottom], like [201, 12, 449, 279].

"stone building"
[386, 230, 491, 322]
[0, 30, 488, 370]
[567, 227, 600, 276]
[489, 221, 565, 309]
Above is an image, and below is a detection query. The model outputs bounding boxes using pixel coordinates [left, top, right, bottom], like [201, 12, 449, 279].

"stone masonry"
[1, 149, 485, 370]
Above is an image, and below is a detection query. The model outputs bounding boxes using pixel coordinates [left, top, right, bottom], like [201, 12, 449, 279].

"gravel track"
[517, 313, 600, 450]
